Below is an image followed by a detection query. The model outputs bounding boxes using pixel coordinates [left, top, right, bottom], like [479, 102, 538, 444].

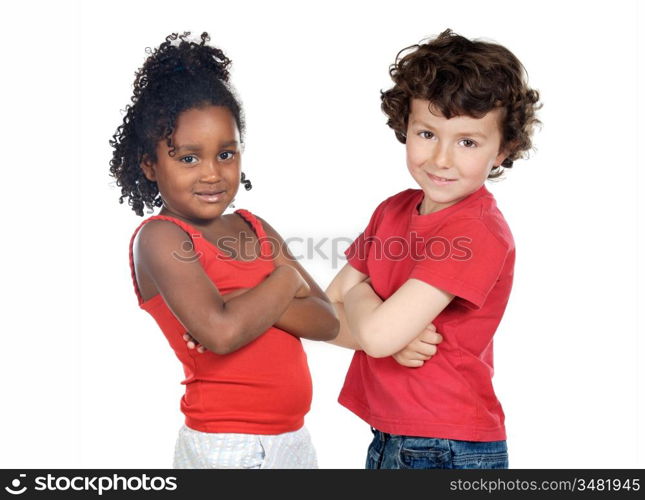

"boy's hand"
[392, 324, 443, 368]
[183, 288, 250, 353]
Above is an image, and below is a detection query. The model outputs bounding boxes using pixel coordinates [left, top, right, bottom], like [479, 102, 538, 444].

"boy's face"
[405, 99, 507, 214]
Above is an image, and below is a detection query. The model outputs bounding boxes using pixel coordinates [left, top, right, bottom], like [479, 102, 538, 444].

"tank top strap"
[234, 209, 274, 260]
[128, 215, 203, 306]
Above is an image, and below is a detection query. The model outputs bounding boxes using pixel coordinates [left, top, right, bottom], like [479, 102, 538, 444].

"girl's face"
[141, 105, 242, 224]
[405, 99, 507, 214]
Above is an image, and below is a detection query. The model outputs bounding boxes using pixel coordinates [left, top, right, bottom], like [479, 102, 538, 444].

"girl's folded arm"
[135, 220, 302, 354]
[344, 278, 454, 358]
[259, 217, 340, 341]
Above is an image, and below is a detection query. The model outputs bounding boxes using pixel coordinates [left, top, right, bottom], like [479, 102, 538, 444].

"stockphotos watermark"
[3, 473, 177, 496]
[171, 232, 473, 268]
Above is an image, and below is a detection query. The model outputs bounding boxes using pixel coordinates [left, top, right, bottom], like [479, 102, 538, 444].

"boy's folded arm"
[135, 220, 302, 355]
[258, 217, 340, 341]
[344, 278, 454, 358]
[327, 302, 362, 350]
[325, 264, 370, 350]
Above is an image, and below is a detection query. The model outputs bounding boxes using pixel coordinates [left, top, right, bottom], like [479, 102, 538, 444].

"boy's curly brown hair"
[381, 29, 541, 178]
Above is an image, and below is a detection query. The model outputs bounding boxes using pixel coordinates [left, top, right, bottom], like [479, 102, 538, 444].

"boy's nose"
[431, 143, 452, 169]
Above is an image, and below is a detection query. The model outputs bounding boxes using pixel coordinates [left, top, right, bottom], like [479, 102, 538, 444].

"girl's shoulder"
[130, 216, 202, 269]
[132, 215, 200, 246]
[232, 209, 272, 238]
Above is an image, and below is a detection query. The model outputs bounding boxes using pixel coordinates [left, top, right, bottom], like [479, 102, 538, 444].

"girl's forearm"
[198, 266, 299, 354]
[274, 297, 339, 341]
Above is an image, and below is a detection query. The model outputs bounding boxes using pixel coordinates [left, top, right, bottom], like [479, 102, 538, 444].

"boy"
[326, 29, 540, 469]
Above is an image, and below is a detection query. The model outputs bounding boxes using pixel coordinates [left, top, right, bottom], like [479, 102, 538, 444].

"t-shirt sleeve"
[409, 218, 510, 309]
[344, 198, 390, 274]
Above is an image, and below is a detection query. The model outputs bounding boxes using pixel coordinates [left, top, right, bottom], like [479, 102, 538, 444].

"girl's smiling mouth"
[194, 190, 226, 202]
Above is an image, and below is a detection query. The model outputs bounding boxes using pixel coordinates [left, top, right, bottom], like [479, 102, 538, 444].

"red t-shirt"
[338, 186, 514, 441]
[128, 209, 312, 435]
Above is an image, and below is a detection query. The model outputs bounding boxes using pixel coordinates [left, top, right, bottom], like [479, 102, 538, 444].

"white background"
[0, 0, 643, 469]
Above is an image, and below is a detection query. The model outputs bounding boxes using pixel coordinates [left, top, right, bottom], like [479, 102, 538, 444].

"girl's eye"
[180, 155, 198, 164]
[218, 151, 236, 161]
[419, 131, 434, 139]
[460, 139, 477, 148]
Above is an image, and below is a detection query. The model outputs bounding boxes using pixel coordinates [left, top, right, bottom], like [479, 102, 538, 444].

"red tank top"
[128, 209, 312, 434]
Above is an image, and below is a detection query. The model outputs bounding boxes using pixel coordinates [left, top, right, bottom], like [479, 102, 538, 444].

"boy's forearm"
[324, 263, 370, 350]
[344, 282, 383, 348]
[326, 301, 362, 350]
[274, 296, 339, 341]
[344, 279, 454, 358]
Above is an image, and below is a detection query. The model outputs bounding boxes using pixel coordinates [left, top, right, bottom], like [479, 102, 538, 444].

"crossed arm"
[325, 264, 452, 361]
[179, 217, 339, 351]
[258, 217, 339, 341]
[134, 220, 314, 355]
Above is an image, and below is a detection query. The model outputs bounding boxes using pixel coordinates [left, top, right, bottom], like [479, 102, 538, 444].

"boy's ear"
[495, 141, 516, 167]
[494, 151, 508, 167]
[496, 138, 519, 167]
[140, 155, 157, 182]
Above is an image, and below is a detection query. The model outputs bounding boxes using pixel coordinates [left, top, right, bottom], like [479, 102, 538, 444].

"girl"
[109, 32, 339, 469]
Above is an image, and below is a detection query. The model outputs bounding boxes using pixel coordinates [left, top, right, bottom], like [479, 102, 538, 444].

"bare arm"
[344, 278, 454, 358]
[324, 264, 369, 350]
[134, 220, 307, 355]
[258, 217, 339, 341]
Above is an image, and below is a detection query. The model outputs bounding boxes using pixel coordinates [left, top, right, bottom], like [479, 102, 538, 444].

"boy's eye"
[218, 151, 236, 161]
[460, 139, 477, 148]
[419, 131, 434, 139]
[180, 155, 198, 164]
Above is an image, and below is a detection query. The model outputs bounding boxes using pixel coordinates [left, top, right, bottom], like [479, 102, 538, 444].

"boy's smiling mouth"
[427, 173, 457, 185]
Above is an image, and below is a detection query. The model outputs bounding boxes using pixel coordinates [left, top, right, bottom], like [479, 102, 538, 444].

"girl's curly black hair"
[109, 32, 251, 216]
[381, 29, 541, 179]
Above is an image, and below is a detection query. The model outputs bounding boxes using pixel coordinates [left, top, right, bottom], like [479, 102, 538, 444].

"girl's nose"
[200, 160, 223, 182]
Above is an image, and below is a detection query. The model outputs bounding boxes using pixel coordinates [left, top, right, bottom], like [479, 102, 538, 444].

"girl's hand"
[392, 324, 443, 368]
[183, 332, 206, 353]
[279, 265, 310, 298]
[294, 277, 311, 298]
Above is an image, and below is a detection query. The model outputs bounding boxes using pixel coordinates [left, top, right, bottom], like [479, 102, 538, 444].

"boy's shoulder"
[443, 190, 514, 250]
[374, 188, 422, 214]
[386, 188, 422, 205]
[364, 189, 423, 230]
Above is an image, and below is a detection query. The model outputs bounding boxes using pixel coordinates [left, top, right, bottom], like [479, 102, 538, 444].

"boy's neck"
[417, 185, 485, 215]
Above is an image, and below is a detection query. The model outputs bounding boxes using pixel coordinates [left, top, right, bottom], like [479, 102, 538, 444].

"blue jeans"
[366, 428, 508, 469]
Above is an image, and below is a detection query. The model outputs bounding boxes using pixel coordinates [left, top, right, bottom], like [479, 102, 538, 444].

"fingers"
[183, 332, 204, 353]
[392, 352, 426, 368]
[401, 359, 425, 368]
[411, 342, 437, 358]
[419, 329, 443, 345]
[183, 333, 195, 350]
